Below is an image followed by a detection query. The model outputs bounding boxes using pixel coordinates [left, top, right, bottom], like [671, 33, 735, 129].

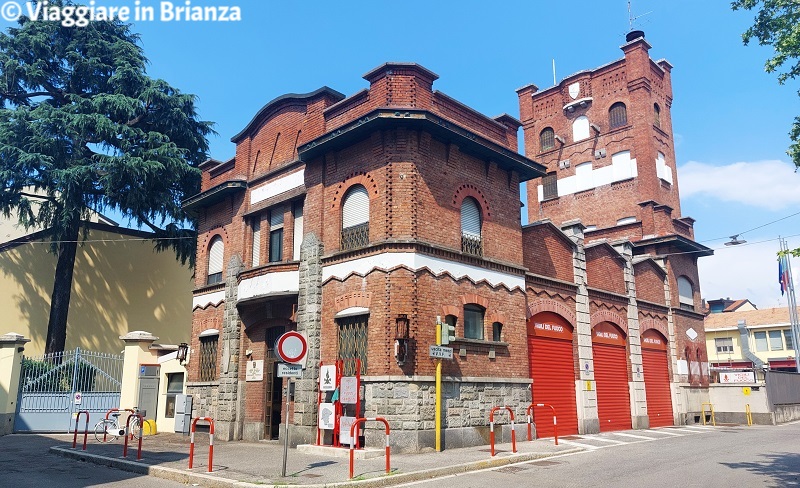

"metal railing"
[461, 233, 482, 256]
[341, 223, 369, 251]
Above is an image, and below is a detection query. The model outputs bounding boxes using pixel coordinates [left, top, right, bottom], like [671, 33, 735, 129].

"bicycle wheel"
[94, 420, 115, 443]
[129, 417, 142, 440]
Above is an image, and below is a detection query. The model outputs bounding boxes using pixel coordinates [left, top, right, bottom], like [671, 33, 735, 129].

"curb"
[50, 445, 584, 488]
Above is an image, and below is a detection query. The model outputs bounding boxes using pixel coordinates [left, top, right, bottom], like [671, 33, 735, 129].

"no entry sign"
[275, 331, 308, 364]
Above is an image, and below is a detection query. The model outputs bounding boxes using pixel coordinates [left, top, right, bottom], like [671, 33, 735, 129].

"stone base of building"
[0, 413, 14, 436]
[243, 421, 265, 442]
[632, 415, 649, 429]
[580, 418, 600, 434]
[284, 425, 319, 447]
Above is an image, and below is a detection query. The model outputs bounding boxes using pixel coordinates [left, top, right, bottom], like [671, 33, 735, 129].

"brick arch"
[590, 310, 628, 335]
[639, 318, 669, 342]
[334, 292, 372, 313]
[460, 293, 489, 308]
[452, 184, 492, 221]
[330, 172, 380, 210]
[486, 311, 508, 325]
[526, 299, 577, 327]
[441, 305, 460, 320]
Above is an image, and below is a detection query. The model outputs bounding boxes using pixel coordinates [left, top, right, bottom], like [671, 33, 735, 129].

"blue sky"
[6, 0, 799, 309]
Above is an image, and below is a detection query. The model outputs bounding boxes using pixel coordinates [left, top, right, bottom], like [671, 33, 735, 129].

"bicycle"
[93, 407, 143, 443]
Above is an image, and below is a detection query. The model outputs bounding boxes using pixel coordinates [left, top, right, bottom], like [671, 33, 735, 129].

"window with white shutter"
[292, 202, 303, 261]
[461, 197, 482, 256]
[207, 236, 224, 285]
[341, 185, 369, 250]
[677, 276, 694, 311]
[252, 219, 261, 267]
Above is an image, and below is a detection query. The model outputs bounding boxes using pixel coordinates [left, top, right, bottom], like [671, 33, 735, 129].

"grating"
[528, 460, 562, 467]
[494, 465, 530, 474]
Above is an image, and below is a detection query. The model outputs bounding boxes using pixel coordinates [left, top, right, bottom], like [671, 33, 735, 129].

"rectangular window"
[269, 207, 284, 263]
[292, 202, 303, 261]
[542, 173, 558, 200]
[715, 337, 733, 354]
[785, 330, 795, 350]
[252, 218, 261, 267]
[164, 373, 185, 419]
[754, 331, 768, 352]
[198, 336, 218, 382]
[337, 314, 368, 376]
[463, 305, 485, 340]
[769, 330, 784, 351]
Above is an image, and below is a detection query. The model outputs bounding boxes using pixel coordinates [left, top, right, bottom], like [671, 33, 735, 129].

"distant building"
[705, 298, 758, 315]
[705, 307, 799, 372]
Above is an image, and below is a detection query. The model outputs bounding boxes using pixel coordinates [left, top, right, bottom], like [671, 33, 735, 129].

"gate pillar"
[0, 332, 30, 436]
[119, 331, 159, 411]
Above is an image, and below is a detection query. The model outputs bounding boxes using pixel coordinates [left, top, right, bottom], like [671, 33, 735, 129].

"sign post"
[435, 317, 442, 452]
[275, 331, 308, 478]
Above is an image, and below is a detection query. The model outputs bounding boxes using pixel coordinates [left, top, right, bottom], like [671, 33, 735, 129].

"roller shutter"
[460, 197, 481, 238]
[342, 186, 369, 228]
[208, 237, 224, 275]
[642, 330, 673, 427]
[528, 336, 578, 436]
[593, 322, 631, 432]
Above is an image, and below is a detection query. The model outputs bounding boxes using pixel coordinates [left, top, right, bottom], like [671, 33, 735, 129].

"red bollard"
[122, 413, 144, 460]
[489, 406, 517, 457]
[348, 417, 391, 480]
[526, 403, 558, 446]
[188, 417, 215, 472]
[72, 410, 89, 450]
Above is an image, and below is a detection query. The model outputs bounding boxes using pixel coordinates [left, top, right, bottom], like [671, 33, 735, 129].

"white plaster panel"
[192, 290, 225, 309]
[250, 169, 305, 205]
[238, 270, 300, 300]
[676, 359, 688, 375]
[573, 116, 590, 141]
[322, 252, 525, 290]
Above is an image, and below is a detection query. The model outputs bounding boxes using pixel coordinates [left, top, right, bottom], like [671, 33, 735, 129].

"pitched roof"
[704, 306, 800, 330]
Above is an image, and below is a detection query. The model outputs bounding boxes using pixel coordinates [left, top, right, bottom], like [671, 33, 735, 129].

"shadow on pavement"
[721, 452, 800, 487]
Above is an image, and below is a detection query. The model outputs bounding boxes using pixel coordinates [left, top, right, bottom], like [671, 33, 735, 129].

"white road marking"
[608, 432, 656, 440]
[558, 439, 603, 450]
[647, 429, 684, 436]
[580, 436, 626, 444]
[667, 427, 707, 434]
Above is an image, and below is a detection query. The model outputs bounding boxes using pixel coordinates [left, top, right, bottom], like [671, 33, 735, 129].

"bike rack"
[189, 417, 215, 472]
[745, 403, 753, 426]
[103, 408, 134, 442]
[526, 403, 558, 445]
[349, 417, 390, 480]
[489, 406, 517, 457]
[72, 410, 90, 450]
[122, 413, 144, 460]
[701, 402, 715, 426]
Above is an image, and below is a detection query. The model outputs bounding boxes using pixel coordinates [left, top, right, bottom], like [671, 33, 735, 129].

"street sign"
[319, 365, 336, 391]
[73, 391, 82, 405]
[275, 331, 308, 364]
[429, 345, 453, 359]
[277, 363, 303, 378]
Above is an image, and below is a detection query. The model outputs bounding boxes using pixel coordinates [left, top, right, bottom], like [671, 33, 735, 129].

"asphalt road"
[396, 422, 800, 488]
[0, 433, 186, 488]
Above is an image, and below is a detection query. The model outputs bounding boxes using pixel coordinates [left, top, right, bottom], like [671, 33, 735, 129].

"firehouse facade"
[184, 32, 711, 450]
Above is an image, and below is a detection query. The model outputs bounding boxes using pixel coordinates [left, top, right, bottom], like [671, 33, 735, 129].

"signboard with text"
[340, 376, 358, 405]
[277, 363, 303, 378]
[719, 371, 756, 384]
[429, 345, 453, 359]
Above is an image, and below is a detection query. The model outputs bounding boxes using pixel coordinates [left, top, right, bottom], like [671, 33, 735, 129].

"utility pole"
[779, 238, 800, 373]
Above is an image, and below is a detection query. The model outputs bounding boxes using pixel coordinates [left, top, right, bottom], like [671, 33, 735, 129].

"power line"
[700, 210, 800, 243]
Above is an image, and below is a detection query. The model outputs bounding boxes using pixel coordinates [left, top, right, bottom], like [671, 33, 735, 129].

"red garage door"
[593, 322, 632, 432]
[642, 329, 674, 428]
[528, 312, 578, 437]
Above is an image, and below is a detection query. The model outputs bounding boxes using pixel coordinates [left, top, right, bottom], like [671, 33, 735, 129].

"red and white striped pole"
[189, 417, 215, 472]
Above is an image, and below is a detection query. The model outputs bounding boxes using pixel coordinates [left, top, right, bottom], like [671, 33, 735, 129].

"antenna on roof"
[627, 0, 651, 32]
[552, 59, 556, 86]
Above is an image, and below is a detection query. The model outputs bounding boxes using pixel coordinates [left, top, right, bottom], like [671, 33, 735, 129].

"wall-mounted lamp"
[554, 135, 565, 145]
[177, 342, 189, 365]
[394, 314, 410, 366]
[590, 123, 601, 134]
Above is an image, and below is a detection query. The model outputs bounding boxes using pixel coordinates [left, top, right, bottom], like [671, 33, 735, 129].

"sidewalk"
[50, 430, 581, 488]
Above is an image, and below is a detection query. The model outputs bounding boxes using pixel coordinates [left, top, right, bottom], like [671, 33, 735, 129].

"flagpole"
[780, 238, 800, 373]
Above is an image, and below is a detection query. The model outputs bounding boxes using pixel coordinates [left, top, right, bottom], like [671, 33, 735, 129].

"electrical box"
[174, 394, 193, 435]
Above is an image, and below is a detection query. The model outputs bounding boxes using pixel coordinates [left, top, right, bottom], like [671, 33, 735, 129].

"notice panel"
[719, 371, 755, 384]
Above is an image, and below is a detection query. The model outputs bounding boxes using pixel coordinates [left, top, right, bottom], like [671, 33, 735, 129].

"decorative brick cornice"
[527, 298, 577, 326]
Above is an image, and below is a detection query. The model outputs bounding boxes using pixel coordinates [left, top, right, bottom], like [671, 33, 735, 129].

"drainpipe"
[737, 319, 764, 369]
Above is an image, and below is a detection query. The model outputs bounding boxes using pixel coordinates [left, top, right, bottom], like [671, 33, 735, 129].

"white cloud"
[679, 160, 800, 211]
[699, 237, 800, 310]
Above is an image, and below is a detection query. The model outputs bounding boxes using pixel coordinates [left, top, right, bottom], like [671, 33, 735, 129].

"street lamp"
[724, 235, 747, 246]
[177, 342, 189, 365]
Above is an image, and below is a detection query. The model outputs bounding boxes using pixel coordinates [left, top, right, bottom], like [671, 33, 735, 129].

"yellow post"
[745, 403, 753, 426]
[701, 402, 716, 426]
[435, 317, 442, 452]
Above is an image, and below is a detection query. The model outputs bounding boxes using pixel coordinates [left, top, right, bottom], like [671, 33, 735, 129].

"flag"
[780, 256, 790, 296]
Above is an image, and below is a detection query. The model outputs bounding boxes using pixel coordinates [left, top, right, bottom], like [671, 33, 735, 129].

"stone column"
[562, 220, 599, 434]
[0, 333, 30, 436]
[614, 241, 648, 429]
[217, 255, 244, 441]
[292, 233, 323, 445]
[119, 331, 158, 410]
[658, 258, 685, 424]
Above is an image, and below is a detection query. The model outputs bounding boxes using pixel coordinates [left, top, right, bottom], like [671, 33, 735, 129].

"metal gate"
[14, 347, 123, 432]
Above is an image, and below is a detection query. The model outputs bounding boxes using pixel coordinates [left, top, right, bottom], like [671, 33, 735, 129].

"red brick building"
[184, 31, 711, 450]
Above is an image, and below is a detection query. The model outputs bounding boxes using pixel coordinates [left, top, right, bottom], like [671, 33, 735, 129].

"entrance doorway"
[264, 326, 284, 439]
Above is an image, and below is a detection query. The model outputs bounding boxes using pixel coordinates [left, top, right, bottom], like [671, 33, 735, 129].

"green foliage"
[21, 357, 97, 392]
[732, 0, 800, 168]
[0, 0, 214, 265]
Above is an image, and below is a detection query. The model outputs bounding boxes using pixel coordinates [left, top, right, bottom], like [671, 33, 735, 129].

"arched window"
[341, 184, 369, 250]
[460, 197, 482, 256]
[207, 236, 224, 285]
[685, 347, 693, 383]
[677, 276, 694, 311]
[464, 304, 485, 340]
[654, 103, 661, 129]
[492, 322, 503, 342]
[609, 102, 627, 129]
[573, 115, 590, 141]
[540, 127, 555, 151]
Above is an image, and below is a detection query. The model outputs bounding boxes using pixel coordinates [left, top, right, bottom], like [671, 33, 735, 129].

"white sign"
[340, 376, 358, 405]
[719, 371, 756, 384]
[246, 360, 264, 381]
[275, 331, 308, 364]
[318, 402, 335, 430]
[340, 416, 356, 445]
[73, 391, 82, 405]
[319, 365, 337, 391]
[429, 345, 453, 359]
[277, 363, 303, 378]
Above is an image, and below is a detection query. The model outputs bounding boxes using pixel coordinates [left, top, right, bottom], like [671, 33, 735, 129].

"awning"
[769, 358, 798, 369]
